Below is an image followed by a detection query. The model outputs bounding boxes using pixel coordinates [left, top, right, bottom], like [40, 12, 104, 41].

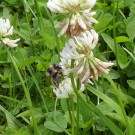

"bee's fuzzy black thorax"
[47, 64, 63, 87]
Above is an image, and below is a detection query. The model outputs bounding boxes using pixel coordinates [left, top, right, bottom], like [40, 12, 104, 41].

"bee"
[47, 64, 63, 87]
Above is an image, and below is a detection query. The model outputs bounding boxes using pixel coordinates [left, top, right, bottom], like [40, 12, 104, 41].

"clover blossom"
[47, 0, 113, 98]
[53, 77, 85, 98]
[60, 30, 113, 83]
[0, 18, 13, 37]
[2, 38, 20, 48]
[0, 18, 19, 48]
[47, 0, 98, 37]
[60, 29, 98, 58]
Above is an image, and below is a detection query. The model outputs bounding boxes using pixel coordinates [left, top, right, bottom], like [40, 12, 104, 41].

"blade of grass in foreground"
[104, 74, 130, 135]
[70, 74, 124, 135]
[86, 85, 124, 123]
[6, 48, 38, 135]
[44, 6, 61, 53]
[26, 64, 48, 113]
[0, 105, 23, 128]
[78, 94, 123, 135]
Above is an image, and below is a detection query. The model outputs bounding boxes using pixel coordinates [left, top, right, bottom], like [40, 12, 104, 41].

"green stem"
[66, 99, 72, 125]
[104, 74, 130, 135]
[118, 9, 127, 25]
[26, 64, 48, 113]
[33, 0, 46, 51]
[9, 73, 12, 97]
[113, 0, 118, 66]
[23, 0, 37, 18]
[44, 6, 60, 53]
[23, 0, 35, 54]
[6, 48, 38, 134]
[54, 98, 57, 121]
[76, 95, 79, 135]
[71, 96, 75, 135]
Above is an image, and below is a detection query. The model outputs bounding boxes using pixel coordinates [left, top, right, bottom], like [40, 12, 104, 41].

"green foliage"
[127, 80, 135, 90]
[0, 0, 135, 135]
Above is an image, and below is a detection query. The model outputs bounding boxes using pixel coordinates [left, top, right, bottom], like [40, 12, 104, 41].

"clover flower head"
[60, 53, 114, 83]
[73, 29, 98, 51]
[0, 18, 19, 48]
[47, 0, 98, 36]
[53, 77, 85, 98]
[0, 18, 13, 37]
[60, 30, 113, 83]
[2, 38, 20, 48]
[80, 56, 114, 82]
[60, 30, 98, 60]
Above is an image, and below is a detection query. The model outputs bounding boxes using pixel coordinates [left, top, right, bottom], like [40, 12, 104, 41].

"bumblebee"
[47, 64, 63, 87]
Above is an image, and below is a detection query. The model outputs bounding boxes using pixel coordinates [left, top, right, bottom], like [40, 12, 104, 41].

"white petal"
[4, 26, 13, 36]
[77, 16, 87, 30]
[90, 29, 98, 49]
[90, 62, 99, 80]
[2, 38, 20, 48]
[58, 19, 69, 37]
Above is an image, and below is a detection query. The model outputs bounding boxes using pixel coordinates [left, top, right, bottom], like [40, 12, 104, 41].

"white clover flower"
[0, 18, 13, 37]
[2, 38, 20, 48]
[80, 56, 114, 82]
[60, 30, 113, 83]
[73, 29, 98, 50]
[60, 30, 98, 60]
[0, 18, 19, 48]
[60, 53, 113, 83]
[47, 0, 98, 36]
[53, 77, 85, 98]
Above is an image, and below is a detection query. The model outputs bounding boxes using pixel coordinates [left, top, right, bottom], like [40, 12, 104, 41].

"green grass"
[0, 0, 135, 134]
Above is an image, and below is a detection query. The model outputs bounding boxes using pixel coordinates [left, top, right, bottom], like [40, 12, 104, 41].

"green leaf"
[127, 80, 135, 90]
[40, 50, 52, 60]
[45, 34, 57, 49]
[13, 48, 28, 68]
[97, 102, 114, 114]
[117, 44, 130, 69]
[3, 7, 11, 19]
[4, 0, 19, 5]
[6, 113, 17, 131]
[37, 125, 59, 135]
[15, 23, 31, 45]
[0, 105, 23, 128]
[129, 115, 135, 135]
[44, 112, 67, 132]
[76, 90, 124, 135]
[86, 85, 124, 123]
[37, 0, 48, 7]
[64, 111, 84, 127]
[125, 0, 135, 6]
[61, 99, 71, 112]
[109, 69, 120, 79]
[107, 113, 125, 125]
[36, 62, 46, 71]
[102, 33, 129, 69]
[11, 13, 18, 29]
[101, 33, 115, 51]
[95, 13, 113, 33]
[15, 127, 31, 135]
[82, 120, 93, 129]
[126, 62, 135, 77]
[51, 54, 59, 64]
[116, 36, 131, 43]
[126, 21, 135, 41]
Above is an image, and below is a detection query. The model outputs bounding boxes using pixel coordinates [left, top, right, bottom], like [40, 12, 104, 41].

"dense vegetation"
[0, 0, 135, 134]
